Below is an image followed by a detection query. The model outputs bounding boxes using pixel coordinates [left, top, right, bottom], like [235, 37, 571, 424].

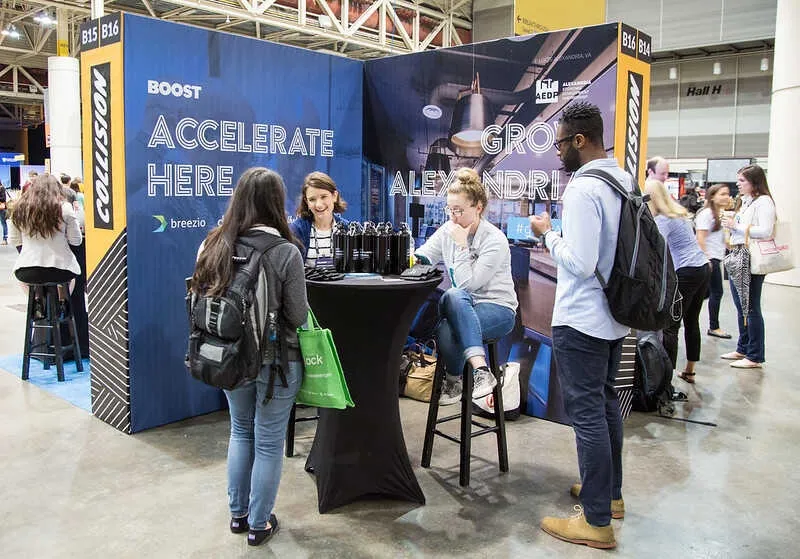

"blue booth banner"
[80, 13, 362, 433]
[80, 14, 647, 432]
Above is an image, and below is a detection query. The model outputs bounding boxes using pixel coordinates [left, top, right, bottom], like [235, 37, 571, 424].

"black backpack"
[632, 332, 673, 414]
[185, 232, 286, 390]
[583, 169, 682, 332]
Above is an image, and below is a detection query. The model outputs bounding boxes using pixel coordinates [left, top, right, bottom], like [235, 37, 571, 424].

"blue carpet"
[0, 354, 91, 412]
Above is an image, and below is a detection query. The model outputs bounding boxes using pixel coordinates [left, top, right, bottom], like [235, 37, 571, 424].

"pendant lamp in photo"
[425, 138, 451, 174]
[449, 72, 495, 157]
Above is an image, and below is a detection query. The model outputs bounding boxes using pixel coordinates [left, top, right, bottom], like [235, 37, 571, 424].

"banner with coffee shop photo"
[362, 22, 650, 423]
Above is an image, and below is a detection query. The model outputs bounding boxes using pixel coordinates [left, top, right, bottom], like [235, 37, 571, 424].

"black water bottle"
[361, 221, 377, 273]
[387, 224, 399, 275]
[347, 222, 363, 272]
[332, 221, 347, 272]
[394, 222, 413, 275]
[375, 222, 392, 275]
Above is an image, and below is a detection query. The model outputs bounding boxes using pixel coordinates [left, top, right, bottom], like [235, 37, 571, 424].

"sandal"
[670, 389, 688, 402]
[707, 329, 732, 339]
[677, 371, 696, 384]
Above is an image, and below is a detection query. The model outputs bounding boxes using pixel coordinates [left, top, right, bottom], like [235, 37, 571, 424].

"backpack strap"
[234, 232, 289, 362]
[579, 169, 638, 289]
[581, 169, 636, 199]
[237, 232, 291, 402]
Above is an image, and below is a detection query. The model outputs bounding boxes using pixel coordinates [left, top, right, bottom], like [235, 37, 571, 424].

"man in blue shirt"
[530, 102, 630, 550]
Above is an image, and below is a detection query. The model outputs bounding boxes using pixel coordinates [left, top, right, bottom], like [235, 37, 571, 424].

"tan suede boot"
[570, 483, 625, 519]
[541, 506, 616, 549]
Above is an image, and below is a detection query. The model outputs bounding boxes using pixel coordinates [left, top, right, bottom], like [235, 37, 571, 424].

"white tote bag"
[749, 221, 794, 275]
[473, 362, 521, 420]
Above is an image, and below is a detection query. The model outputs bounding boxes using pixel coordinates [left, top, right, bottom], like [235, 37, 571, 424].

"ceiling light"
[760, 57, 769, 72]
[34, 12, 56, 26]
[712, 62, 721, 75]
[448, 73, 495, 157]
[669, 67, 677, 80]
[425, 138, 451, 174]
[2, 25, 19, 39]
[422, 104, 442, 120]
[318, 14, 333, 28]
[225, 15, 231, 24]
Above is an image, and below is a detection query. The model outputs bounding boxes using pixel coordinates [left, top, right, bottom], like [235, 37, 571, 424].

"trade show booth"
[79, 13, 650, 433]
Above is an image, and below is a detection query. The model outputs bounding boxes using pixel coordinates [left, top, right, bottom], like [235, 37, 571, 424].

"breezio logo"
[91, 63, 113, 230]
[535, 79, 559, 104]
[624, 71, 644, 179]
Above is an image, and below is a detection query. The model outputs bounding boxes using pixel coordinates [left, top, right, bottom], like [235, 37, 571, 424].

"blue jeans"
[437, 288, 516, 376]
[0, 209, 7, 240]
[224, 360, 303, 530]
[729, 274, 766, 362]
[552, 326, 624, 527]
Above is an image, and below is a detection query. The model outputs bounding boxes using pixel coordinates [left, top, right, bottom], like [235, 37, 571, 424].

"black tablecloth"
[304, 275, 440, 513]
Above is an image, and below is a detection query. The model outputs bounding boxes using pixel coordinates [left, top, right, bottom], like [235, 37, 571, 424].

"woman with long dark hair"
[696, 183, 732, 339]
[721, 164, 776, 369]
[10, 174, 82, 290]
[192, 168, 307, 546]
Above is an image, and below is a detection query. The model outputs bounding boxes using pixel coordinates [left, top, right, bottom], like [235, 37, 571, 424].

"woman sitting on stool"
[414, 168, 518, 405]
[9, 174, 82, 303]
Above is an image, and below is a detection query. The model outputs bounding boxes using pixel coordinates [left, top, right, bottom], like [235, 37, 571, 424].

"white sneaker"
[439, 375, 462, 406]
[472, 367, 497, 400]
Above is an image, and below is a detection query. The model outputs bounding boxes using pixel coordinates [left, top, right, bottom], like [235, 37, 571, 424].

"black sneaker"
[230, 515, 249, 534]
[33, 297, 45, 320]
[248, 514, 279, 546]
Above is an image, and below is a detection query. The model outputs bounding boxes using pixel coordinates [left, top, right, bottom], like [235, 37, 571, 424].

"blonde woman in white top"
[695, 184, 732, 339]
[720, 165, 776, 368]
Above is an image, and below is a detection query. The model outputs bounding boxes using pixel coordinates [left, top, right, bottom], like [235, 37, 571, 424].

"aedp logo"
[305, 355, 323, 366]
[536, 79, 559, 104]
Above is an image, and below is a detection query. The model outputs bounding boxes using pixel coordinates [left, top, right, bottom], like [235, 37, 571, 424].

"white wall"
[607, 0, 776, 51]
[648, 52, 773, 159]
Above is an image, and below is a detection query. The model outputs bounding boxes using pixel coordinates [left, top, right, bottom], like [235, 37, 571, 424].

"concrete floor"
[1, 241, 799, 558]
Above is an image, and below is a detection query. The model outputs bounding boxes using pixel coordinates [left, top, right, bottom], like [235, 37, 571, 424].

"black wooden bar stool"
[285, 404, 319, 458]
[421, 340, 509, 486]
[22, 282, 83, 382]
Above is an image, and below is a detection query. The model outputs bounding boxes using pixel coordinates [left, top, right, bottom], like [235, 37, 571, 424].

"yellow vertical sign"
[613, 24, 652, 187]
[514, 0, 605, 35]
[79, 13, 126, 276]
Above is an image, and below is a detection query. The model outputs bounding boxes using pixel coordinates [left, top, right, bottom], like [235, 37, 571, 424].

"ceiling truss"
[0, 0, 472, 65]
[0, 1, 474, 128]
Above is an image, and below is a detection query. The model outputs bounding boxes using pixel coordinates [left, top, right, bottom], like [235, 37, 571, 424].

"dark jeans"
[552, 326, 624, 527]
[729, 273, 766, 363]
[708, 259, 724, 330]
[663, 264, 710, 369]
[0, 209, 7, 240]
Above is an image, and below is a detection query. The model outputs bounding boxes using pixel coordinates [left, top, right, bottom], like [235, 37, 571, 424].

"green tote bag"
[296, 309, 354, 409]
